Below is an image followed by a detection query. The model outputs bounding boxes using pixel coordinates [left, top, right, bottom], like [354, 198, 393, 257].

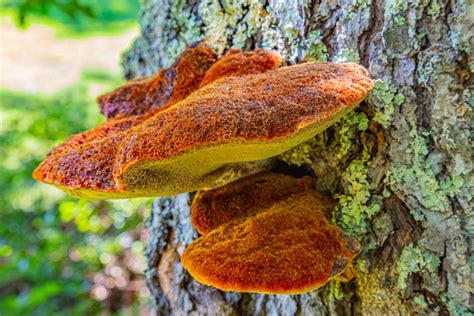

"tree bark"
[122, 1, 473, 315]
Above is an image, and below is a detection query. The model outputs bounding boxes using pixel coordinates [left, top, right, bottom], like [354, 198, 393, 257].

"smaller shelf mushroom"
[191, 171, 335, 234]
[182, 173, 361, 294]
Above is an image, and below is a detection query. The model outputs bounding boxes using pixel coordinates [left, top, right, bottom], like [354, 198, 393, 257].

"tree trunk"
[122, 1, 473, 315]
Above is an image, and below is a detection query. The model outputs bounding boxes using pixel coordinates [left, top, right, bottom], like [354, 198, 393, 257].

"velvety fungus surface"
[46, 46, 283, 160]
[33, 46, 293, 199]
[115, 62, 374, 196]
[191, 171, 335, 234]
[98, 42, 217, 119]
[199, 48, 281, 88]
[182, 192, 361, 294]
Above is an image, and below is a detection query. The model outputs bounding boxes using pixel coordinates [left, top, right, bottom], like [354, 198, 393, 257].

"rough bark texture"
[121, 1, 473, 315]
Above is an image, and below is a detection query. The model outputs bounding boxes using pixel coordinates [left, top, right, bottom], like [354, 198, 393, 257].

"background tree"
[122, 1, 472, 314]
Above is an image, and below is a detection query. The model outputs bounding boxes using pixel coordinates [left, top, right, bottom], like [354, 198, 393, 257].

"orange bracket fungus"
[97, 42, 217, 119]
[199, 48, 282, 88]
[114, 63, 373, 195]
[183, 173, 361, 294]
[32, 44, 370, 295]
[33, 45, 373, 199]
[114, 61, 373, 197]
[33, 46, 285, 199]
[191, 171, 335, 234]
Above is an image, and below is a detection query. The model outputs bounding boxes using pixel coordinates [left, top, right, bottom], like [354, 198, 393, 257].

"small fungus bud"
[199, 48, 282, 88]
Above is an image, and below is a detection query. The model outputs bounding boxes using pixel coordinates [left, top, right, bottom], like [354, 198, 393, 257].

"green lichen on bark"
[123, 0, 474, 314]
[335, 150, 382, 237]
[370, 80, 405, 127]
[304, 30, 328, 62]
[397, 244, 441, 290]
[387, 122, 450, 214]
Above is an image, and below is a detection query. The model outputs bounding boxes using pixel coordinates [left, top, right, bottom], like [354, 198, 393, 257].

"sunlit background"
[0, 1, 154, 314]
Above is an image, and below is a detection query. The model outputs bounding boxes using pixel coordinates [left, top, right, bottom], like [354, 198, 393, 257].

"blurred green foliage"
[0, 69, 152, 315]
[1, 0, 141, 36]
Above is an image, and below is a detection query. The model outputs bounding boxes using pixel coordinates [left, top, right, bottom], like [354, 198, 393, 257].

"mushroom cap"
[115, 62, 373, 196]
[98, 42, 217, 119]
[182, 192, 361, 294]
[191, 171, 335, 234]
[47, 45, 281, 159]
[33, 48, 284, 199]
[44, 43, 219, 160]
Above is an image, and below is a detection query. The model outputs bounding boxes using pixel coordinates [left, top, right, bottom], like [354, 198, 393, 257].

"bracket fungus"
[33, 45, 373, 199]
[97, 42, 217, 119]
[191, 171, 335, 234]
[33, 45, 369, 295]
[33, 46, 284, 198]
[115, 61, 373, 196]
[183, 172, 361, 294]
[199, 48, 282, 88]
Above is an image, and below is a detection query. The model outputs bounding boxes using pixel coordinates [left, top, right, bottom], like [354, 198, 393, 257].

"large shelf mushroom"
[33, 46, 283, 198]
[33, 45, 373, 199]
[115, 61, 373, 197]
